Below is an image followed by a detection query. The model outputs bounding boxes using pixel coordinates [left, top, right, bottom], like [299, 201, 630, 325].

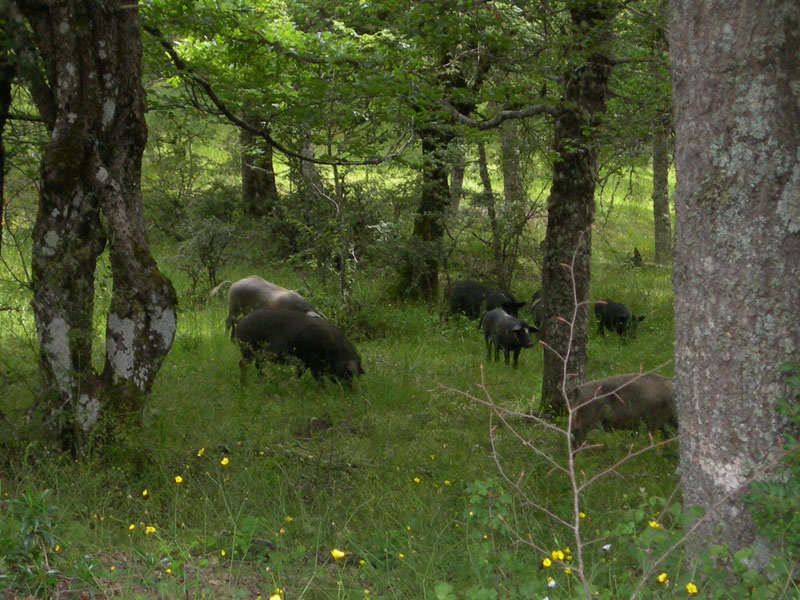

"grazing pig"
[569, 373, 676, 444]
[235, 308, 363, 382]
[445, 280, 526, 319]
[479, 308, 538, 367]
[211, 275, 325, 337]
[594, 299, 644, 338]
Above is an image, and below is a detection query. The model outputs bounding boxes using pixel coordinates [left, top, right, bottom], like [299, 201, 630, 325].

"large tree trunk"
[652, 111, 672, 264]
[669, 0, 800, 564]
[240, 116, 279, 217]
[540, 3, 613, 412]
[398, 127, 452, 302]
[17, 0, 177, 452]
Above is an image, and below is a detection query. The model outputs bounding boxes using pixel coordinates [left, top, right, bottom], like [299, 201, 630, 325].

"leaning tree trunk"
[541, 3, 613, 413]
[17, 0, 177, 453]
[240, 115, 279, 217]
[651, 111, 672, 264]
[398, 126, 452, 302]
[670, 0, 800, 565]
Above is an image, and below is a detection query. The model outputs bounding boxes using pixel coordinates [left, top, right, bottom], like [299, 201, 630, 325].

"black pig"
[235, 308, 363, 382]
[569, 373, 676, 444]
[445, 280, 526, 319]
[479, 308, 538, 367]
[594, 299, 644, 337]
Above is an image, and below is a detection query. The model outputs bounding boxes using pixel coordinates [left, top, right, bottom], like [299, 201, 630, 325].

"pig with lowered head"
[445, 280, 526, 320]
[479, 308, 538, 367]
[594, 299, 644, 338]
[569, 373, 676, 444]
[211, 275, 325, 338]
[235, 308, 363, 382]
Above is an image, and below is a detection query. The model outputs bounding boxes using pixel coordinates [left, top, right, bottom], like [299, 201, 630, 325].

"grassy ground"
[0, 193, 680, 599]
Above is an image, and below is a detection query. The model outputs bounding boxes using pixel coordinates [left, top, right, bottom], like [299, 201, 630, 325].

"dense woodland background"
[0, 0, 798, 598]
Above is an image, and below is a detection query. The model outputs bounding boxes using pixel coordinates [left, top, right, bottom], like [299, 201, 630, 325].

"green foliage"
[745, 361, 800, 557]
[0, 487, 60, 596]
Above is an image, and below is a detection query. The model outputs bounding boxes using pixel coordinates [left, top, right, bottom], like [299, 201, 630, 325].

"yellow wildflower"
[269, 595, 282, 600]
[128, 524, 135, 531]
[398, 553, 405, 559]
[174, 475, 183, 484]
[579, 511, 586, 518]
[648, 520, 660, 528]
[564, 567, 571, 574]
[444, 480, 451, 485]
[286, 516, 293, 522]
[197, 447, 205, 457]
[221, 457, 229, 466]
[166, 568, 172, 574]
[413, 477, 420, 483]
[220, 549, 226, 556]
[142, 489, 149, 498]
[145, 526, 156, 535]
[657, 572, 668, 583]
[551, 549, 565, 561]
[542, 557, 552, 568]
[54, 544, 61, 552]
[331, 548, 347, 560]
[686, 582, 698, 595]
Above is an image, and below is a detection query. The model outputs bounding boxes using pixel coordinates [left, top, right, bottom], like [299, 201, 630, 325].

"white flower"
[548, 579, 556, 588]
[602, 544, 612, 551]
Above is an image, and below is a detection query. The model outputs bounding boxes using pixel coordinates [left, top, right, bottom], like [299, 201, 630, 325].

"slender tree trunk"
[500, 119, 525, 210]
[499, 119, 527, 288]
[670, 0, 800, 565]
[541, 2, 613, 412]
[399, 127, 452, 302]
[449, 139, 466, 210]
[477, 141, 506, 290]
[0, 45, 13, 254]
[240, 116, 279, 217]
[17, 0, 177, 452]
[652, 111, 672, 264]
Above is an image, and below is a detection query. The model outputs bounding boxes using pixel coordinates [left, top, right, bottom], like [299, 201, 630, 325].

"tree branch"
[143, 25, 413, 167]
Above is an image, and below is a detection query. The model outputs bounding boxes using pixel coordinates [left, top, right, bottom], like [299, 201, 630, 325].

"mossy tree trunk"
[16, 0, 177, 453]
[670, 0, 800, 564]
[540, 2, 613, 412]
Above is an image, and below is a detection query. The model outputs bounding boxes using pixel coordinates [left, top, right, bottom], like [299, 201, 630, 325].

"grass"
[0, 189, 683, 599]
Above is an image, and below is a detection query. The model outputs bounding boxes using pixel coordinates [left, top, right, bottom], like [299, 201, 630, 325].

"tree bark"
[652, 111, 672, 264]
[17, 0, 177, 452]
[541, 3, 613, 412]
[670, 0, 800, 564]
[240, 115, 279, 217]
[398, 126, 452, 302]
